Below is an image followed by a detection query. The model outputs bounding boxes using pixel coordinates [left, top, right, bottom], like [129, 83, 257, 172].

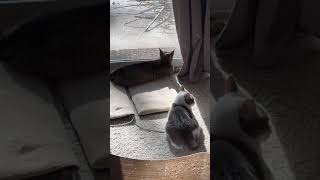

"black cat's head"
[159, 48, 174, 66]
[225, 75, 271, 141]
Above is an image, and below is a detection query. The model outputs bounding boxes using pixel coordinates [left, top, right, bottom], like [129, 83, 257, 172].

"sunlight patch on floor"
[110, 76, 210, 160]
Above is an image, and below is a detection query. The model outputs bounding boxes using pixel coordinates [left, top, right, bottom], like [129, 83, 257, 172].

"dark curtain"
[172, 0, 210, 82]
[215, 0, 300, 67]
[299, 0, 320, 37]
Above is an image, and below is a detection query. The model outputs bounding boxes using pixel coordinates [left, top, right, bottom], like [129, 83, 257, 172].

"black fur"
[110, 49, 175, 87]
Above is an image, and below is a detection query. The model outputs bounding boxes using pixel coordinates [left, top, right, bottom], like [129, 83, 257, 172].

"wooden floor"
[111, 152, 210, 180]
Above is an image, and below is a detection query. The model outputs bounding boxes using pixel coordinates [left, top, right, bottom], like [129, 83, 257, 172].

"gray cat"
[165, 86, 203, 151]
[110, 49, 175, 87]
[212, 75, 273, 180]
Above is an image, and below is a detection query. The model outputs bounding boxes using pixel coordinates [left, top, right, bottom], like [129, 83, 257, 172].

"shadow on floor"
[213, 34, 320, 180]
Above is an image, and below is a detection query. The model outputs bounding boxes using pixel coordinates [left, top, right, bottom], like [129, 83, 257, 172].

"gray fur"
[165, 86, 202, 151]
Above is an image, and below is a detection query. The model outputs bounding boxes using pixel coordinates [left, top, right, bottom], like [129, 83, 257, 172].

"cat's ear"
[170, 50, 175, 56]
[225, 75, 238, 93]
[159, 48, 164, 58]
[180, 85, 185, 91]
[168, 50, 174, 64]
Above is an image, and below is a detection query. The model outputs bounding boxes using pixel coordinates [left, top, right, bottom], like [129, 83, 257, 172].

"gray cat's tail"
[187, 127, 202, 150]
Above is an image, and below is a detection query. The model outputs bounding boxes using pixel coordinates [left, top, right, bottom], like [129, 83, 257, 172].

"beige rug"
[110, 75, 211, 160]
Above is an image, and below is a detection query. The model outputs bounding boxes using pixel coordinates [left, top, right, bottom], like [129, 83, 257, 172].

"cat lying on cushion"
[212, 75, 273, 180]
[110, 49, 175, 87]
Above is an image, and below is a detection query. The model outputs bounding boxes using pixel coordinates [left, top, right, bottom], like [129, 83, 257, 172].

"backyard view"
[110, 0, 181, 58]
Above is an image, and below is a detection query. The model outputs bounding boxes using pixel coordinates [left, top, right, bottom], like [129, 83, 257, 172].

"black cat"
[110, 49, 175, 87]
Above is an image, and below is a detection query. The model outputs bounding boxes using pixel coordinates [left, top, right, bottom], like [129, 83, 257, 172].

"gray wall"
[211, 0, 320, 37]
[212, 0, 234, 12]
[0, 0, 106, 38]
[211, 0, 234, 20]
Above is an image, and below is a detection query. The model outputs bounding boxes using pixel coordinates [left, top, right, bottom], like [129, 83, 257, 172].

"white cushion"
[110, 82, 134, 119]
[129, 76, 178, 116]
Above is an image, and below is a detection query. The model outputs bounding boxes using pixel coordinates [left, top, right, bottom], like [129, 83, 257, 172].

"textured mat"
[111, 76, 210, 160]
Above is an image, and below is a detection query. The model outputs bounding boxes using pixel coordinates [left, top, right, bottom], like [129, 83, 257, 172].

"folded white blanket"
[129, 76, 178, 115]
[110, 82, 135, 119]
